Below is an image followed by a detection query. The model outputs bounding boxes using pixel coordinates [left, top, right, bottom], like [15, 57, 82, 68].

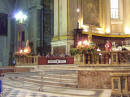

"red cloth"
[38, 57, 74, 65]
[105, 41, 112, 51]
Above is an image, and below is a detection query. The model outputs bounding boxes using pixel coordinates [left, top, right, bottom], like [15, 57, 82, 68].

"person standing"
[105, 40, 112, 51]
[12, 57, 16, 66]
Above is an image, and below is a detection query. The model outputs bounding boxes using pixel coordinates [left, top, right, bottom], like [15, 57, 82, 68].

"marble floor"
[1, 85, 111, 97]
[2, 86, 71, 97]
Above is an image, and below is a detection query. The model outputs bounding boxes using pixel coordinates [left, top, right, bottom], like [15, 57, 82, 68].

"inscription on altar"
[48, 60, 66, 64]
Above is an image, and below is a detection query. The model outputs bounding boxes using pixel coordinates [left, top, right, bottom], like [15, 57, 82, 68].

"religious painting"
[83, 0, 100, 26]
[53, 46, 66, 56]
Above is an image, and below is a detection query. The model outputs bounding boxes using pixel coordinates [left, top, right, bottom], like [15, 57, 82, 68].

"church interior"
[0, 0, 130, 97]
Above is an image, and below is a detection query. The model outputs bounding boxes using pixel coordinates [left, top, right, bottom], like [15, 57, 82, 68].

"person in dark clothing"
[12, 58, 16, 66]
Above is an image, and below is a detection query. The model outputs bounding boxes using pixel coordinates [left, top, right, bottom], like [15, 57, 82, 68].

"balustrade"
[16, 56, 74, 65]
[16, 56, 38, 65]
[74, 51, 130, 66]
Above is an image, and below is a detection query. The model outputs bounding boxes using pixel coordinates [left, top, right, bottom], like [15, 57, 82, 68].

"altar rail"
[74, 51, 130, 66]
[38, 56, 74, 65]
[16, 56, 38, 65]
[16, 56, 74, 65]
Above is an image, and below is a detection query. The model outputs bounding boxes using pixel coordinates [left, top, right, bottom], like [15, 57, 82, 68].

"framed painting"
[83, 0, 100, 26]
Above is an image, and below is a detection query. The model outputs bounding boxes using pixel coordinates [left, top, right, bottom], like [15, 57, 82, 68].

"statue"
[26, 40, 29, 47]
[88, 35, 92, 43]
[88, 34, 96, 47]
[23, 40, 31, 54]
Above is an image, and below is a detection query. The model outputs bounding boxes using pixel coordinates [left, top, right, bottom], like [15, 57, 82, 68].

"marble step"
[10, 77, 77, 88]
[4, 68, 78, 88]
[5, 70, 77, 77]
[4, 78, 78, 90]
[18, 77, 77, 86]
[26, 77, 77, 85]
[3, 82, 81, 97]
[15, 71, 78, 84]
[31, 74, 77, 79]
[23, 76, 77, 83]
[5, 72, 77, 82]
[37, 65, 78, 70]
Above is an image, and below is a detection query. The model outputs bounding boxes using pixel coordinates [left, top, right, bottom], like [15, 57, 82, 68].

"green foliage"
[70, 48, 79, 55]
[70, 46, 96, 56]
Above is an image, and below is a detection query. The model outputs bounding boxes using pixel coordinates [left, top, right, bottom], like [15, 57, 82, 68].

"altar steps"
[35, 64, 78, 71]
[12, 75, 77, 88]
[3, 68, 78, 91]
[28, 74, 77, 83]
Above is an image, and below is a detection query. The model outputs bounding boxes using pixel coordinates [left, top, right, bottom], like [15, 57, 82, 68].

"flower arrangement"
[70, 40, 96, 55]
